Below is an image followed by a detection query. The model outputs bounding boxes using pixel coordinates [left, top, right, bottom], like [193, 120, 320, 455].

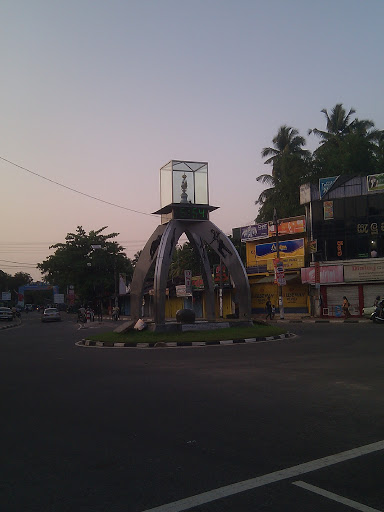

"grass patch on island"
[87, 323, 287, 345]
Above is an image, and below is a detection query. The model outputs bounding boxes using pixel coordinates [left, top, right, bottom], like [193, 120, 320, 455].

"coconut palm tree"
[261, 125, 309, 174]
[310, 104, 383, 176]
[255, 126, 309, 221]
[308, 104, 356, 142]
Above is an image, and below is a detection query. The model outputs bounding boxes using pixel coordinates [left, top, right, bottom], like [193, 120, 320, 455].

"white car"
[41, 308, 61, 322]
[0, 307, 14, 321]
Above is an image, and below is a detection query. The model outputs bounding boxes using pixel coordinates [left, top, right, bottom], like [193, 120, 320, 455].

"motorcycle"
[370, 299, 384, 323]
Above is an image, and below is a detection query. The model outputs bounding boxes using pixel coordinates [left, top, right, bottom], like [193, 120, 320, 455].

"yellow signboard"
[247, 239, 305, 270]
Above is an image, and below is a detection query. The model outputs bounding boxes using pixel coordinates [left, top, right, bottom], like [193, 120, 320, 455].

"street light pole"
[273, 208, 285, 319]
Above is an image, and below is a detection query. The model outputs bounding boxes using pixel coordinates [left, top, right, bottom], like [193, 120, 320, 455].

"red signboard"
[301, 265, 343, 284]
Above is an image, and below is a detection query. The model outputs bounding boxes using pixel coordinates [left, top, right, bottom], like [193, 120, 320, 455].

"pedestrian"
[342, 296, 351, 319]
[271, 304, 276, 320]
[265, 298, 272, 320]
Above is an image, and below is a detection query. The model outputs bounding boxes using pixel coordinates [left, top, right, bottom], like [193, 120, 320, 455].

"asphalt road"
[1, 313, 383, 512]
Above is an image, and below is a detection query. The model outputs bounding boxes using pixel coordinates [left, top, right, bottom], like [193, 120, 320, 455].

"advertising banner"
[309, 240, 317, 253]
[323, 201, 333, 220]
[256, 238, 305, 259]
[273, 258, 286, 286]
[344, 262, 384, 282]
[214, 264, 229, 283]
[54, 294, 64, 304]
[1, 292, 11, 301]
[319, 176, 339, 199]
[248, 239, 305, 271]
[367, 173, 384, 192]
[176, 285, 192, 297]
[301, 265, 343, 284]
[192, 276, 204, 289]
[268, 216, 306, 236]
[184, 270, 192, 294]
[241, 223, 269, 242]
[323, 201, 334, 220]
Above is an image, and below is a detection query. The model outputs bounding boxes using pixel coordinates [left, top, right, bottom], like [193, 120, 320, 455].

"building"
[300, 174, 384, 317]
[239, 216, 310, 315]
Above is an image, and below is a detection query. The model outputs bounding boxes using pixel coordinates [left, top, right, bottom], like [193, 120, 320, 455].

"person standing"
[342, 296, 351, 319]
[265, 298, 272, 320]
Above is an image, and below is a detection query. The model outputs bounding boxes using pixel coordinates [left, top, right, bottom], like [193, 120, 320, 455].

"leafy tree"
[0, 270, 12, 294]
[256, 125, 310, 221]
[37, 226, 133, 303]
[309, 104, 383, 177]
[12, 272, 33, 288]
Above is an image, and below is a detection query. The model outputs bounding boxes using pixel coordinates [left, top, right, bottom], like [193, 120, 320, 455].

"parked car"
[41, 308, 61, 322]
[0, 307, 14, 321]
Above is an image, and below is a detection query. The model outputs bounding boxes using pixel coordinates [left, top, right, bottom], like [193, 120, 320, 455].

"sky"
[1, 0, 384, 281]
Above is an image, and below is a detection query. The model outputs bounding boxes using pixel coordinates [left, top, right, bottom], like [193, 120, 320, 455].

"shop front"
[249, 274, 309, 314]
[302, 260, 384, 317]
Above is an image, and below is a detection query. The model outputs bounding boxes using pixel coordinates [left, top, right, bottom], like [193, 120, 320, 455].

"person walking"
[265, 298, 272, 320]
[342, 296, 351, 319]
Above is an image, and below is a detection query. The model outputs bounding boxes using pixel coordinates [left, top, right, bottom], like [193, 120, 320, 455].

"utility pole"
[273, 208, 285, 319]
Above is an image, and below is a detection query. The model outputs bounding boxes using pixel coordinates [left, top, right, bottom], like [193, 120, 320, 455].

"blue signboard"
[319, 176, 339, 199]
[241, 223, 269, 242]
[255, 238, 304, 258]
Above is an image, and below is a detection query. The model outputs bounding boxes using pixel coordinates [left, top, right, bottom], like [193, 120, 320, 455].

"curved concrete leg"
[130, 224, 167, 321]
[185, 230, 215, 321]
[191, 221, 251, 320]
[153, 220, 185, 324]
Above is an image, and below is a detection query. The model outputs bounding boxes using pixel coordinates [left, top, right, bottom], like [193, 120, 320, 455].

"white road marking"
[293, 481, 382, 512]
[140, 440, 384, 512]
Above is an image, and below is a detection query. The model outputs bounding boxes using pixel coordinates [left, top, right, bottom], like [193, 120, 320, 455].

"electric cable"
[0, 155, 159, 217]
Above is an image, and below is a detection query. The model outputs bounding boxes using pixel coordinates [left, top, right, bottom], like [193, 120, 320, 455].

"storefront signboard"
[344, 262, 384, 282]
[301, 265, 343, 284]
[241, 223, 269, 242]
[319, 176, 339, 199]
[176, 285, 192, 297]
[192, 276, 204, 289]
[268, 216, 306, 236]
[367, 173, 384, 192]
[251, 283, 308, 310]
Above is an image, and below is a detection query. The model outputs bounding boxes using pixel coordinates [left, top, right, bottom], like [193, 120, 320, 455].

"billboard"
[367, 173, 384, 192]
[241, 223, 269, 242]
[248, 238, 305, 271]
[268, 216, 306, 236]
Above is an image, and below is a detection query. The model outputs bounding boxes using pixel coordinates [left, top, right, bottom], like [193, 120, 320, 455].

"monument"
[130, 160, 251, 326]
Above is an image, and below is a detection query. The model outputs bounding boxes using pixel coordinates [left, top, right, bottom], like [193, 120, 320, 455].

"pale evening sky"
[1, 0, 383, 281]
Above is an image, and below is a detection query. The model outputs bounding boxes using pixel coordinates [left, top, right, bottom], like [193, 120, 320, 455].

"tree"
[12, 272, 33, 288]
[37, 226, 133, 303]
[309, 104, 356, 141]
[309, 104, 383, 177]
[256, 125, 310, 221]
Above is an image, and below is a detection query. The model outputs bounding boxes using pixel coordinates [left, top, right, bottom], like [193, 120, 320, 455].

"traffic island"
[75, 332, 295, 349]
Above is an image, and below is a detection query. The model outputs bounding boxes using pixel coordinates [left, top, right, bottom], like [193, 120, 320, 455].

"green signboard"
[367, 173, 384, 192]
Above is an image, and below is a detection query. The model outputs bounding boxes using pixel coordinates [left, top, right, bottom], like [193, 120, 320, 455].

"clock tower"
[130, 160, 251, 325]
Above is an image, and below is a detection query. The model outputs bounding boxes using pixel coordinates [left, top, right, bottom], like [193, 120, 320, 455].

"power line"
[0, 259, 37, 266]
[0, 155, 159, 217]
